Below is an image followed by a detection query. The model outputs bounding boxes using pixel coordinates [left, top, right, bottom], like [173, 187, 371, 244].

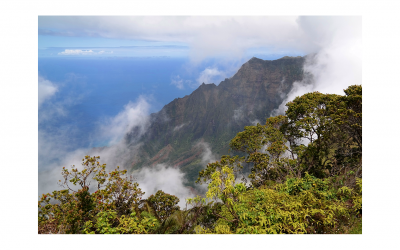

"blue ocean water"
[39, 57, 194, 112]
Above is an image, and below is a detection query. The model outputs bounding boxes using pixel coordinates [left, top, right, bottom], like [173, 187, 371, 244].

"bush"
[38, 156, 156, 234]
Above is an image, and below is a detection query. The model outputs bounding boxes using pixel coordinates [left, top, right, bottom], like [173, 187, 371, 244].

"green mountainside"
[126, 56, 306, 186]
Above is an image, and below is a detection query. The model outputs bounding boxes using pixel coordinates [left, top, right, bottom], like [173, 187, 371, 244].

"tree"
[38, 156, 158, 234]
[147, 190, 180, 222]
[330, 85, 362, 180]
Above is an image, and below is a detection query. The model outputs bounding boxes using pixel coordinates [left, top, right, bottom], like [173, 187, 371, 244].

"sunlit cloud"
[197, 67, 224, 85]
[271, 16, 362, 116]
[57, 49, 113, 56]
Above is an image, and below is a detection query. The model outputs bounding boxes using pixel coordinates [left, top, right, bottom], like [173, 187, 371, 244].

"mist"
[197, 141, 218, 166]
[38, 76, 58, 108]
[133, 164, 194, 207]
[272, 16, 362, 116]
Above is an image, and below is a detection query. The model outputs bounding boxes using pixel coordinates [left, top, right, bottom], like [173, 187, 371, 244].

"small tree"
[147, 190, 180, 222]
[38, 156, 158, 234]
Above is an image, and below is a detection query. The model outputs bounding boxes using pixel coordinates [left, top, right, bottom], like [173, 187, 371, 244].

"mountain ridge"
[126, 56, 307, 187]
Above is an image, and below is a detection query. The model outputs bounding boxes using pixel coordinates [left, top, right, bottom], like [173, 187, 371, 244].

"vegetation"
[39, 85, 361, 234]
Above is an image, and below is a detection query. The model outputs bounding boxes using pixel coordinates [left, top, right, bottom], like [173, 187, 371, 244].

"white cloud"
[134, 164, 194, 207]
[197, 67, 223, 85]
[173, 123, 186, 131]
[98, 96, 150, 145]
[197, 142, 217, 165]
[37, 78, 210, 202]
[57, 49, 113, 56]
[251, 119, 261, 126]
[38, 75, 86, 123]
[271, 16, 362, 116]
[38, 94, 152, 197]
[171, 75, 184, 89]
[38, 76, 57, 107]
[38, 131, 146, 196]
[58, 49, 94, 55]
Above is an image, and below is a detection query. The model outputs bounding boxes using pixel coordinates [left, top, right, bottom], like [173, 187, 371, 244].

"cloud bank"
[272, 16, 362, 116]
[38, 74, 153, 196]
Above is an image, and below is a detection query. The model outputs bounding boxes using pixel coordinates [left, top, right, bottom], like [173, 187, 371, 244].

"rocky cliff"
[126, 56, 306, 186]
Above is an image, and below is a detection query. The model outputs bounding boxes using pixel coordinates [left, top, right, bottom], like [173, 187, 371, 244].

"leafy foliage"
[197, 171, 361, 234]
[39, 85, 362, 234]
[147, 190, 180, 222]
[38, 156, 153, 234]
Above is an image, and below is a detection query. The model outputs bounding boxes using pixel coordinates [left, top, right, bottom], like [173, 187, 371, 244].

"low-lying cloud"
[173, 123, 186, 131]
[38, 78, 153, 197]
[38, 76, 58, 107]
[197, 142, 218, 166]
[134, 164, 194, 207]
[38, 77, 199, 206]
[98, 96, 150, 145]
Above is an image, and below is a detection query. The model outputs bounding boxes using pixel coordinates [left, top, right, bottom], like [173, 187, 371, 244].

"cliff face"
[126, 56, 305, 186]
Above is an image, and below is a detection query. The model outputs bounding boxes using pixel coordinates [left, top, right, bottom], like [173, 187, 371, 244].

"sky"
[3, 0, 400, 247]
[38, 16, 309, 60]
[37, 16, 360, 93]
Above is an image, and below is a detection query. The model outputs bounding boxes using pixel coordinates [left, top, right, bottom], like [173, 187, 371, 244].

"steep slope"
[126, 56, 306, 186]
